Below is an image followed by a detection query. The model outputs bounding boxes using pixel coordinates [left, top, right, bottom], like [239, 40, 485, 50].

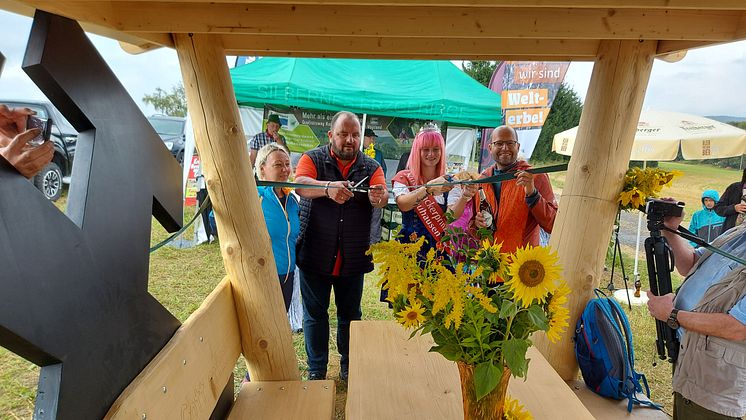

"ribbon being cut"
[255, 163, 568, 193]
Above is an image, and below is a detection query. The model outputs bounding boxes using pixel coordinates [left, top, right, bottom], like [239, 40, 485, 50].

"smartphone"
[26, 116, 52, 147]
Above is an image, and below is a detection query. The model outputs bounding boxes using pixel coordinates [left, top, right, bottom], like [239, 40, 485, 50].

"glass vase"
[457, 362, 511, 420]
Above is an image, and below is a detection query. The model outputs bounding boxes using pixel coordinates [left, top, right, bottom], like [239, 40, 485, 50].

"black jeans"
[300, 269, 364, 376]
[196, 188, 215, 238]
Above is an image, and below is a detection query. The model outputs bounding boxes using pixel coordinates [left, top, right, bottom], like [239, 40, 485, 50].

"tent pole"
[633, 160, 647, 285]
[174, 33, 299, 381]
[532, 40, 657, 380]
[361, 113, 368, 151]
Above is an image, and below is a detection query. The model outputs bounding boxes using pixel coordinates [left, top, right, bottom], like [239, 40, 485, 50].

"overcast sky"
[1, 10, 745, 119]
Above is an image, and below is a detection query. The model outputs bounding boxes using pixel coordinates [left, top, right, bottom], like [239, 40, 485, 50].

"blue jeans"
[300, 269, 364, 376]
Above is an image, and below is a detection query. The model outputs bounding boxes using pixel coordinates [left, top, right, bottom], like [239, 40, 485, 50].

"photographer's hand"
[660, 197, 684, 230]
[646, 291, 675, 321]
[0, 105, 33, 142]
[0, 129, 53, 178]
[655, 197, 696, 275]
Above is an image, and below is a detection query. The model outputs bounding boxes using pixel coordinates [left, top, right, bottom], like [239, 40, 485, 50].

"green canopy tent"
[230, 58, 502, 128]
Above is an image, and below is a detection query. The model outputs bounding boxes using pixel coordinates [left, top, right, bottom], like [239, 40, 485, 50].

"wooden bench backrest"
[105, 277, 241, 419]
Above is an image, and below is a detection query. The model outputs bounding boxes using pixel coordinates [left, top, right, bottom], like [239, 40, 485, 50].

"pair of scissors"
[349, 176, 369, 193]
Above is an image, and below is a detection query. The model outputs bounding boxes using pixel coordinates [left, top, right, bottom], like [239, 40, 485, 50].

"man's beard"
[332, 143, 356, 160]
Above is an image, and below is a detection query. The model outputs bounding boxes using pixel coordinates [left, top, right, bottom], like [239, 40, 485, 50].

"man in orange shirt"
[476, 125, 557, 253]
[295, 111, 388, 381]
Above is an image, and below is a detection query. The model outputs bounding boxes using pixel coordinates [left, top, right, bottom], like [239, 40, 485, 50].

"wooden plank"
[45, 0, 746, 10]
[346, 320, 594, 420]
[16, 2, 744, 42]
[105, 278, 241, 419]
[532, 39, 658, 380]
[221, 35, 600, 59]
[568, 380, 669, 419]
[224, 52, 594, 61]
[657, 40, 716, 55]
[0, 0, 173, 48]
[228, 380, 336, 420]
[174, 32, 299, 381]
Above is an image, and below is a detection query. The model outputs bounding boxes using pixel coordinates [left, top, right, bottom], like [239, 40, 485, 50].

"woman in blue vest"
[255, 143, 300, 311]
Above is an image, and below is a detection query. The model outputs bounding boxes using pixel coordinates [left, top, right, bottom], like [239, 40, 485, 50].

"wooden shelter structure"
[1, 1, 746, 418]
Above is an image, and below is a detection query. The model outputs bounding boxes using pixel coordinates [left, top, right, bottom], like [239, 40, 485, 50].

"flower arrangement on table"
[368, 229, 570, 420]
[617, 166, 682, 211]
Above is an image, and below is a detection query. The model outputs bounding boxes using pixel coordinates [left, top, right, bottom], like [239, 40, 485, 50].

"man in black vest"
[295, 111, 388, 381]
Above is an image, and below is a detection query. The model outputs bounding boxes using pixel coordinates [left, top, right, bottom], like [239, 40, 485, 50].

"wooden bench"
[104, 277, 335, 419]
[346, 320, 666, 419]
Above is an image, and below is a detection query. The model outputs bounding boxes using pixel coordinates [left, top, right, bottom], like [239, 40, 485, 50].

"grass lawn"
[1, 161, 741, 418]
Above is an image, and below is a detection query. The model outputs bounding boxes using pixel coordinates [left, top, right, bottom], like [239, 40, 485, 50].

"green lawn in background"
[1, 161, 741, 418]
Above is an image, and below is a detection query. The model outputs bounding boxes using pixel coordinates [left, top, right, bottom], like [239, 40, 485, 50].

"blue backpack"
[574, 290, 659, 412]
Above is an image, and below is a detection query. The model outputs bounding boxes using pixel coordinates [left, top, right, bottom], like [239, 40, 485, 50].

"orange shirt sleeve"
[370, 167, 386, 186]
[295, 154, 318, 179]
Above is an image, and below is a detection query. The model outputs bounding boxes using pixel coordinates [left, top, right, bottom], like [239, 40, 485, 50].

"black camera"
[26, 115, 52, 147]
[644, 198, 684, 220]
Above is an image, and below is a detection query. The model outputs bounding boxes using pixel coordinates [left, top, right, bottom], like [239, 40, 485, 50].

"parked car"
[1, 99, 78, 201]
[147, 114, 186, 165]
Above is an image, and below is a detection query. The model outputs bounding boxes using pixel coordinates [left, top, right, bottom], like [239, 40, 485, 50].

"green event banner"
[263, 105, 442, 159]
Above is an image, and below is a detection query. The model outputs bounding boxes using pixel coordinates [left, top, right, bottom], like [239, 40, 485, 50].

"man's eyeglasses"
[490, 140, 517, 149]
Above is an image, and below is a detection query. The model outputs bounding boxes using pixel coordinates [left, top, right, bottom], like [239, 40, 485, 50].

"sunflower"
[505, 245, 561, 308]
[503, 395, 533, 420]
[544, 282, 571, 343]
[396, 300, 426, 328]
[476, 239, 509, 283]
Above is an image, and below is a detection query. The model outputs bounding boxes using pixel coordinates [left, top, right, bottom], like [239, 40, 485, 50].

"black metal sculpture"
[0, 11, 184, 419]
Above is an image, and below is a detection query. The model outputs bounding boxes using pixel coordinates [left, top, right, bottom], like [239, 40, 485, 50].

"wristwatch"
[666, 308, 680, 329]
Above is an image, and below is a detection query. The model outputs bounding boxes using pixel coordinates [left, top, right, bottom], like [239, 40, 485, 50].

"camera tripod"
[643, 213, 680, 364]
[607, 212, 633, 309]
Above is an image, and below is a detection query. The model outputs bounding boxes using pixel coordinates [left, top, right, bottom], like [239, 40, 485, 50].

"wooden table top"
[346, 320, 595, 420]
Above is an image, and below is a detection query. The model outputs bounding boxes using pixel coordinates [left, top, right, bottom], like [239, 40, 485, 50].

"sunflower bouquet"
[617, 167, 682, 211]
[368, 229, 570, 419]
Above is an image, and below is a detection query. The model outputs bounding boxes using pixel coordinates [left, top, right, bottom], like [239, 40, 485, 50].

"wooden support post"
[174, 33, 298, 381]
[534, 39, 657, 380]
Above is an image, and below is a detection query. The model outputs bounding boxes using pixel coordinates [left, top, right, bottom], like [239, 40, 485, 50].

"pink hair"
[406, 130, 446, 185]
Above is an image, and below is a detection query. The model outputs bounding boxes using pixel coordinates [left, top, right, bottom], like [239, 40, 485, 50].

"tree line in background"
[143, 84, 187, 117]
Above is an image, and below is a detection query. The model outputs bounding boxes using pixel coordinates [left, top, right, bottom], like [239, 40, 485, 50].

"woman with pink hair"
[390, 124, 477, 257]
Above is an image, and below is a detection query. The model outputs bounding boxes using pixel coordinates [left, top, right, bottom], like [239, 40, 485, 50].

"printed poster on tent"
[480, 61, 569, 169]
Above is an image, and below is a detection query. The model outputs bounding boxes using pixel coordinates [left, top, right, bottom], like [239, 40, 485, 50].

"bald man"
[475, 126, 557, 252]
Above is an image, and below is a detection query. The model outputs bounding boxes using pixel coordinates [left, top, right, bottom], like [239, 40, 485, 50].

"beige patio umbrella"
[553, 110, 746, 304]
[553, 110, 746, 160]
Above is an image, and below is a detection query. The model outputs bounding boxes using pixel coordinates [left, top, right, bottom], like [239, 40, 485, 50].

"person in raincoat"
[688, 189, 726, 247]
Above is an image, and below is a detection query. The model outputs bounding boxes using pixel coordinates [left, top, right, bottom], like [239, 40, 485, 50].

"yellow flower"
[364, 143, 377, 159]
[506, 245, 561, 308]
[396, 300, 426, 328]
[617, 189, 633, 208]
[628, 187, 645, 209]
[503, 395, 533, 420]
[368, 237, 425, 301]
[545, 282, 571, 343]
[476, 239, 509, 283]
[465, 285, 498, 314]
[431, 264, 467, 329]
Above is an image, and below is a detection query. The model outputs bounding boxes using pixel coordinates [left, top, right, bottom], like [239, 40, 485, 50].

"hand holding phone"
[26, 116, 52, 147]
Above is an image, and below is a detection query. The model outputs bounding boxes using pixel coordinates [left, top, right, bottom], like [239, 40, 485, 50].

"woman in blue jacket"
[688, 189, 726, 247]
[255, 143, 300, 311]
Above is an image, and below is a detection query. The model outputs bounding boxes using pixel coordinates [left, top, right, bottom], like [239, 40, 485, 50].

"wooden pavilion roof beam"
[221, 36, 601, 60]
[0, 0, 173, 50]
[17, 2, 746, 43]
[83, 0, 746, 10]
